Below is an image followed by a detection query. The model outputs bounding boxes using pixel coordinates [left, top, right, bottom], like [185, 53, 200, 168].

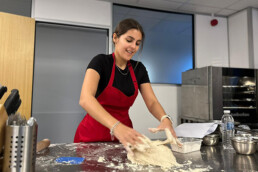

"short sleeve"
[87, 54, 106, 76]
[134, 61, 150, 85]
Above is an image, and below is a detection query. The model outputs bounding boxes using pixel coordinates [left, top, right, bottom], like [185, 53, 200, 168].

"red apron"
[74, 53, 138, 142]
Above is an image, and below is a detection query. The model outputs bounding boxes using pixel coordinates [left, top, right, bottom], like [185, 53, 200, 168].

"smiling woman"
[74, 18, 178, 154]
[113, 22, 143, 68]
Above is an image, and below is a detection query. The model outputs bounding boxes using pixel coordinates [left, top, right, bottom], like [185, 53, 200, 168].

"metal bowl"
[203, 134, 220, 146]
[231, 137, 257, 155]
[239, 133, 252, 137]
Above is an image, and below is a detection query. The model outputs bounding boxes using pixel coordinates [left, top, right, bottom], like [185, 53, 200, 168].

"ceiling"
[101, 0, 258, 17]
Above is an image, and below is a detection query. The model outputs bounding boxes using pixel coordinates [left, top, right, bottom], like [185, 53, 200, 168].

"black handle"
[0, 86, 7, 99]
[4, 89, 22, 115]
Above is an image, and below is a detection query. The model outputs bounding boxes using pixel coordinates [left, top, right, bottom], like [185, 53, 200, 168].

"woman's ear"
[113, 33, 118, 44]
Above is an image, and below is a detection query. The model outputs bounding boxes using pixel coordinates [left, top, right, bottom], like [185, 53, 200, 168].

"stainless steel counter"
[36, 142, 258, 172]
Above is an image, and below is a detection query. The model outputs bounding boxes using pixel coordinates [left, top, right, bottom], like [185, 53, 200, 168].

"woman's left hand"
[148, 118, 177, 138]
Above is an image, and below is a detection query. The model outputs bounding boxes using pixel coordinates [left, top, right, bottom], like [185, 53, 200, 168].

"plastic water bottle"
[220, 110, 234, 149]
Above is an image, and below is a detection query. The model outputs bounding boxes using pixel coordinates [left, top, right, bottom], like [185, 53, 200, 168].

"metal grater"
[2, 119, 37, 172]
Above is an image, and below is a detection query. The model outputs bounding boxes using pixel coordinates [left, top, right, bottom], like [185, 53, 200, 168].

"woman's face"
[113, 29, 142, 62]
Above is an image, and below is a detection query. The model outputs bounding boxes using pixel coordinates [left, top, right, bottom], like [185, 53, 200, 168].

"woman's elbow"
[79, 94, 93, 109]
[79, 97, 88, 108]
[79, 99, 84, 107]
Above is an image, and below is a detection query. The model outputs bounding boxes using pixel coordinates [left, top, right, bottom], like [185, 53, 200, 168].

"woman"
[74, 18, 177, 149]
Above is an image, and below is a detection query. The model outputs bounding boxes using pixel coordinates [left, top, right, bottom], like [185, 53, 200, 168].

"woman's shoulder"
[130, 59, 146, 69]
[130, 59, 150, 84]
[88, 53, 113, 71]
[92, 54, 113, 63]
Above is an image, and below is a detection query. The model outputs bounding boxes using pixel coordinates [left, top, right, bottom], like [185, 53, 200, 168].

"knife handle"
[4, 89, 21, 115]
[0, 104, 8, 154]
[36, 139, 51, 153]
[0, 86, 7, 99]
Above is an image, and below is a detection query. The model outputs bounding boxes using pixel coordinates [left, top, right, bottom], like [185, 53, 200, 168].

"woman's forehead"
[123, 29, 142, 40]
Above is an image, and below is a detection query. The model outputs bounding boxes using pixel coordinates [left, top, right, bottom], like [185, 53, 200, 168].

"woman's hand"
[113, 123, 143, 152]
[149, 118, 177, 138]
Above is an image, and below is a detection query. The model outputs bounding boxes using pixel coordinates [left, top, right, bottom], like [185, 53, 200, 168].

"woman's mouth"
[126, 50, 134, 55]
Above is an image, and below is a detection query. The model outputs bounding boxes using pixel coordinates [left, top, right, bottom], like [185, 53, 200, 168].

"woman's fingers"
[148, 127, 163, 133]
[114, 124, 143, 148]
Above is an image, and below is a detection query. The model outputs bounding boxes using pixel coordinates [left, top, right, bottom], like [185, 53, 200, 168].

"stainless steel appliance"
[181, 66, 258, 129]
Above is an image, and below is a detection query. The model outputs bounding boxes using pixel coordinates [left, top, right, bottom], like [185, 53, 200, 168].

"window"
[113, 4, 194, 84]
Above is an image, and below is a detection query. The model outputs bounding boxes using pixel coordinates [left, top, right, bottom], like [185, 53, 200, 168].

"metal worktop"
[36, 142, 258, 172]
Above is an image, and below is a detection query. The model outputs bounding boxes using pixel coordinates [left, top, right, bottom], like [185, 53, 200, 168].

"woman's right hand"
[113, 123, 143, 153]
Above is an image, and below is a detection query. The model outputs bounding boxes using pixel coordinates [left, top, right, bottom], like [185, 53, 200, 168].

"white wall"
[130, 85, 181, 139]
[195, 14, 229, 68]
[228, 10, 250, 68]
[32, 0, 113, 53]
[32, 0, 111, 27]
[252, 8, 258, 68]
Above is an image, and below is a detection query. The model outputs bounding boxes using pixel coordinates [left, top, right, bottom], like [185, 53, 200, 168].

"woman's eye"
[126, 39, 132, 42]
[136, 41, 141, 46]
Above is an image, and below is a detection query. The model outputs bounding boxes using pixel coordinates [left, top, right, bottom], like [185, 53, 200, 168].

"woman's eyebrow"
[127, 36, 135, 40]
[127, 36, 142, 42]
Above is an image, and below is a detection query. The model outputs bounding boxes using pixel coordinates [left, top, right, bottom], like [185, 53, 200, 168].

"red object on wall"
[210, 19, 218, 26]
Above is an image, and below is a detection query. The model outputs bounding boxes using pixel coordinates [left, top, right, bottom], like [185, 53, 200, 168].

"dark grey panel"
[181, 85, 209, 120]
[33, 23, 108, 143]
[210, 67, 223, 120]
[182, 67, 208, 85]
[0, 0, 32, 17]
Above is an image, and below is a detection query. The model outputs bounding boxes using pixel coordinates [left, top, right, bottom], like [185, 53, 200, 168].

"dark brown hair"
[113, 18, 145, 52]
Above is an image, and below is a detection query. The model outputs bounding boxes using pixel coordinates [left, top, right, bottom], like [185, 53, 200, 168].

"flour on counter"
[172, 161, 212, 172]
[184, 160, 193, 165]
[49, 143, 63, 147]
[97, 156, 105, 162]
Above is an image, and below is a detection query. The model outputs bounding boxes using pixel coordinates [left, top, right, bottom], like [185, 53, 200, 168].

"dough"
[127, 134, 180, 170]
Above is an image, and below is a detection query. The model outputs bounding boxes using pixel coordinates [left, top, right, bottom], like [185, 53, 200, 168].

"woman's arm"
[79, 69, 142, 146]
[139, 83, 177, 137]
[79, 69, 117, 129]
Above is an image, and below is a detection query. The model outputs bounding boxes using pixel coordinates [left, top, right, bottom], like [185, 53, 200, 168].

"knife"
[0, 104, 8, 154]
[1, 89, 22, 154]
[4, 89, 21, 115]
[0, 86, 7, 100]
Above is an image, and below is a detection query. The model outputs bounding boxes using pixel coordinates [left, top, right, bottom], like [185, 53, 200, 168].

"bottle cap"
[223, 110, 230, 114]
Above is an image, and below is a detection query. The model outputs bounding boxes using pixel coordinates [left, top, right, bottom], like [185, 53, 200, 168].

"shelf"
[223, 107, 256, 109]
[223, 91, 255, 94]
[223, 75, 254, 77]
[223, 85, 255, 88]
[223, 99, 256, 102]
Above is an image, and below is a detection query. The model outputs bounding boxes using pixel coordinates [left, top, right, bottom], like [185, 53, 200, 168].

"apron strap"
[127, 61, 138, 93]
[108, 53, 116, 87]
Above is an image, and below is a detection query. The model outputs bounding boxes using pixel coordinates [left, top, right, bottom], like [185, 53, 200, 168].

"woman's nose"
[130, 42, 137, 49]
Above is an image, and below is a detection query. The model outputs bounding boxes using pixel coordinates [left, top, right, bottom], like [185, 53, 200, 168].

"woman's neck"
[114, 52, 127, 70]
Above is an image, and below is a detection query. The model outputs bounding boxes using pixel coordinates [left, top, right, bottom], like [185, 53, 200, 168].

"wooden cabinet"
[0, 12, 35, 119]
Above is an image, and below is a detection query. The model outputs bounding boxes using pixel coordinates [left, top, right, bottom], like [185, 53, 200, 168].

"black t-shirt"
[87, 54, 150, 97]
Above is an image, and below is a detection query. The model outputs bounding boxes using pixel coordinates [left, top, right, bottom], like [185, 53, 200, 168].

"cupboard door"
[0, 12, 35, 119]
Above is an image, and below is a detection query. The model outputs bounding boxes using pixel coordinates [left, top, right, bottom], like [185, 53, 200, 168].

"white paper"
[175, 123, 218, 138]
